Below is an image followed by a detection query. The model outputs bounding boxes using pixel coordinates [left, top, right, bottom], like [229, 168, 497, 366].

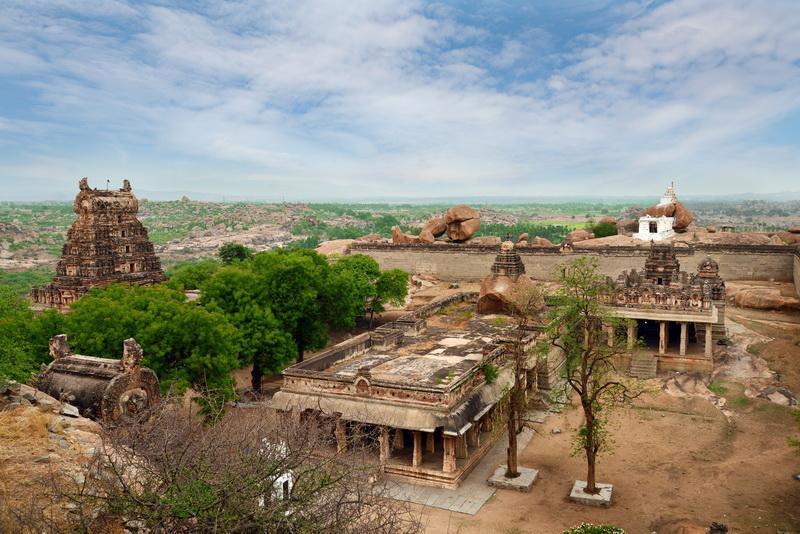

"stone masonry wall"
[794, 250, 800, 298]
[350, 242, 797, 283]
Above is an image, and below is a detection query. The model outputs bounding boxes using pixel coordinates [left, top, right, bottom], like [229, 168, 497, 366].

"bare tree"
[544, 257, 640, 494]
[14, 397, 422, 533]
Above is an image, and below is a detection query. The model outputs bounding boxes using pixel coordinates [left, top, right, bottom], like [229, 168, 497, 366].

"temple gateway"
[31, 178, 165, 310]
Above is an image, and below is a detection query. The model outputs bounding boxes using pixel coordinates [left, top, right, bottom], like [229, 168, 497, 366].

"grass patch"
[746, 342, 765, 356]
[492, 316, 509, 327]
[707, 381, 728, 395]
[729, 396, 753, 409]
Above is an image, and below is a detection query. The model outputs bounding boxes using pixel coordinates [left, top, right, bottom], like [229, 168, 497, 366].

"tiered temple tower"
[31, 178, 165, 310]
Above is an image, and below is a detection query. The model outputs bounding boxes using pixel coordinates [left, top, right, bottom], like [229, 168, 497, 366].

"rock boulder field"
[732, 288, 800, 311]
[391, 226, 422, 244]
[566, 228, 594, 243]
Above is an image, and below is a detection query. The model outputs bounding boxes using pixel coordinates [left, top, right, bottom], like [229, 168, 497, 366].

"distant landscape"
[2, 198, 799, 294]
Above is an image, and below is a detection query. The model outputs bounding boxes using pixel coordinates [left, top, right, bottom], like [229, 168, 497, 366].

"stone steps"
[628, 354, 658, 379]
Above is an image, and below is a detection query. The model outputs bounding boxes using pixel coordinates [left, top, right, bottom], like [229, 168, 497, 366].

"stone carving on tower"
[31, 178, 166, 310]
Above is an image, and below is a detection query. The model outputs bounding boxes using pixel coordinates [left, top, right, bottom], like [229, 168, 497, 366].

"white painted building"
[633, 182, 678, 241]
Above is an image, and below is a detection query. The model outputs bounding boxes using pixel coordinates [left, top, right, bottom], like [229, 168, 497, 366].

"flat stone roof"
[319, 303, 511, 389]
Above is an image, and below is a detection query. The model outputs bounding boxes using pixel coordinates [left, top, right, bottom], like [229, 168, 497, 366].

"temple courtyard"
[411, 305, 800, 532]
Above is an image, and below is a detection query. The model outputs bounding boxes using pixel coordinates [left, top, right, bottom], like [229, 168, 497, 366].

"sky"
[1, 0, 799, 201]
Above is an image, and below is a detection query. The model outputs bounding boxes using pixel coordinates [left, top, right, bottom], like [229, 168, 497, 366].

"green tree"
[218, 243, 253, 264]
[592, 222, 618, 238]
[331, 254, 408, 326]
[63, 284, 241, 397]
[251, 250, 333, 362]
[201, 266, 297, 392]
[543, 258, 638, 494]
[166, 259, 221, 291]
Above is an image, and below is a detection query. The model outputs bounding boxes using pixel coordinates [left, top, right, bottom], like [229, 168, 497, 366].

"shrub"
[482, 363, 499, 384]
[563, 523, 625, 534]
[592, 222, 618, 238]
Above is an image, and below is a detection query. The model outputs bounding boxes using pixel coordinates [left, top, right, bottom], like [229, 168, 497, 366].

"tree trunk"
[584, 411, 598, 494]
[251, 361, 263, 393]
[506, 396, 519, 478]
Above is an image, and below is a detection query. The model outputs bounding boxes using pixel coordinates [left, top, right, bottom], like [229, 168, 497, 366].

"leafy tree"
[592, 222, 618, 238]
[504, 286, 546, 478]
[331, 254, 408, 326]
[201, 266, 296, 392]
[63, 284, 241, 397]
[543, 257, 639, 494]
[251, 250, 333, 362]
[218, 242, 253, 264]
[166, 259, 220, 291]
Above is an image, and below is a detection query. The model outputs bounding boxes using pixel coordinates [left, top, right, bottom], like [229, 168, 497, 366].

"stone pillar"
[606, 324, 614, 347]
[467, 426, 480, 448]
[679, 322, 687, 356]
[335, 418, 347, 453]
[705, 323, 713, 359]
[393, 428, 404, 450]
[627, 321, 637, 351]
[412, 431, 422, 467]
[659, 321, 667, 354]
[426, 431, 435, 454]
[379, 427, 391, 465]
[443, 436, 457, 473]
[455, 434, 468, 459]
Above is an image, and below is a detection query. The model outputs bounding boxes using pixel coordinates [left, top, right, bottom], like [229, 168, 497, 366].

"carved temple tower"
[31, 178, 165, 311]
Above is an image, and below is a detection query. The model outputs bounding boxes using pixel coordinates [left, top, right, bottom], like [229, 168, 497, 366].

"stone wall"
[350, 242, 797, 283]
[794, 249, 800, 298]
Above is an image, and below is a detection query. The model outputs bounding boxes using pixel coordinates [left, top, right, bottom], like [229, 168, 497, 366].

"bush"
[592, 222, 618, 238]
[563, 523, 625, 534]
[482, 363, 499, 384]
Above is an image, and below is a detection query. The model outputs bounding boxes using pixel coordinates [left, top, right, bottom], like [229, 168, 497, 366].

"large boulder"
[597, 216, 617, 226]
[566, 229, 594, 243]
[733, 289, 800, 311]
[517, 233, 529, 244]
[391, 226, 421, 244]
[530, 236, 554, 247]
[445, 205, 480, 242]
[477, 274, 538, 314]
[616, 219, 639, 234]
[470, 236, 501, 246]
[643, 201, 694, 232]
[421, 217, 447, 238]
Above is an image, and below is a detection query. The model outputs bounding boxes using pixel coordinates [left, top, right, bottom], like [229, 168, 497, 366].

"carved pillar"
[412, 431, 422, 467]
[379, 427, 391, 464]
[426, 431, 435, 453]
[393, 428, 405, 450]
[679, 322, 687, 356]
[467, 425, 480, 448]
[335, 418, 347, 453]
[704, 323, 713, 359]
[455, 434, 468, 459]
[442, 436, 457, 473]
[627, 321, 637, 351]
[659, 321, 667, 354]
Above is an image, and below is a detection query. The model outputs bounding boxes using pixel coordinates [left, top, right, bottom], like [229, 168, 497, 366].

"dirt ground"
[416, 307, 800, 534]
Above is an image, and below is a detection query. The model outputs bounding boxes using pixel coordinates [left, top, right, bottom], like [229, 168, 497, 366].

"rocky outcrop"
[643, 201, 694, 232]
[517, 233, 529, 244]
[421, 217, 447, 238]
[566, 229, 594, 243]
[732, 288, 800, 311]
[530, 236, 554, 247]
[616, 219, 638, 235]
[597, 216, 617, 226]
[391, 226, 422, 244]
[445, 205, 481, 242]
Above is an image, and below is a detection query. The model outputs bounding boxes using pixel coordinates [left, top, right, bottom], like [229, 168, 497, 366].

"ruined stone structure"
[604, 243, 726, 376]
[37, 335, 160, 421]
[31, 178, 165, 310]
[477, 240, 538, 314]
[271, 292, 560, 488]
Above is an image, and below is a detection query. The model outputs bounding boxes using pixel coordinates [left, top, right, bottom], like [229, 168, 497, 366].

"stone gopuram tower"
[32, 178, 165, 310]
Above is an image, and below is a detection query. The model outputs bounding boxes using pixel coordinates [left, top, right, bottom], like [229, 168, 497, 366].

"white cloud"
[0, 0, 799, 199]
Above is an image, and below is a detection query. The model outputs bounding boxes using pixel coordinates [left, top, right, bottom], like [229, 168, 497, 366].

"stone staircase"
[629, 354, 658, 379]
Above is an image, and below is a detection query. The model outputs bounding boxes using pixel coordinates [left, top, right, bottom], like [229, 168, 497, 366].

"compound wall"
[794, 250, 800, 298]
[350, 242, 798, 284]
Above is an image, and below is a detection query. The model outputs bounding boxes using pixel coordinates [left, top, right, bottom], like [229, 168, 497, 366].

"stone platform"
[487, 465, 538, 492]
[569, 480, 613, 507]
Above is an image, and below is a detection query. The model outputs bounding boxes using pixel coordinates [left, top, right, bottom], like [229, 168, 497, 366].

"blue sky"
[1, 0, 799, 201]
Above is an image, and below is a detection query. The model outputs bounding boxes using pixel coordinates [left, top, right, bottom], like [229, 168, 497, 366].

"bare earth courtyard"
[410, 308, 800, 533]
